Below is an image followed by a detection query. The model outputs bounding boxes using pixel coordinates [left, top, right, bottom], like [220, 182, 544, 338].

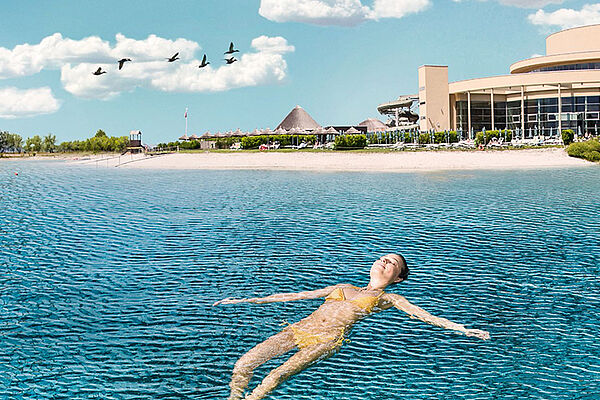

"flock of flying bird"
[92, 42, 240, 76]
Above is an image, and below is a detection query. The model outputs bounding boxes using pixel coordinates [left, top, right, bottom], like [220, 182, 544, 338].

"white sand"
[111, 148, 592, 172]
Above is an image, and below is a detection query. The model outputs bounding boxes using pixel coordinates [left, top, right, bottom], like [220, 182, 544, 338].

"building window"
[528, 115, 538, 122]
[586, 112, 599, 120]
[512, 115, 520, 123]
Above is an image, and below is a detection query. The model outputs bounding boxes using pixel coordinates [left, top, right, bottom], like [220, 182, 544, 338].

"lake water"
[1, 160, 599, 399]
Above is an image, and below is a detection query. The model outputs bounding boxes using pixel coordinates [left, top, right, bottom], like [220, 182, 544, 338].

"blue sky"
[1, 0, 598, 144]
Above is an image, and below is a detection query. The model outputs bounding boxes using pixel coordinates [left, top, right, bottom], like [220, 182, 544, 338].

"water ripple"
[1, 161, 600, 399]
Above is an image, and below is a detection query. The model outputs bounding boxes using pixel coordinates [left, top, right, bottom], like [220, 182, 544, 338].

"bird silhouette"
[92, 67, 107, 76]
[118, 58, 132, 70]
[224, 42, 239, 55]
[225, 57, 237, 64]
[167, 52, 180, 62]
[199, 54, 210, 68]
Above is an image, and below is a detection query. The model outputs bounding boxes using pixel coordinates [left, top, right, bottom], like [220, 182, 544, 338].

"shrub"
[567, 139, 600, 162]
[418, 133, 431, 144]
[562, 129, 575, 146]
[241, 134, 316, 149]
[475, 130, 513, 145]
[335, 134, 367, 149]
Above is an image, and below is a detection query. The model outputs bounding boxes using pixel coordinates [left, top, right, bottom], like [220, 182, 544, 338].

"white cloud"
[0, 87, 60, 118]
[60, 35, 295, 98]
[258, 0, 430, 26]
[0, 33, 295, 99]
[0, 33, 198, 80]
[528, 4, 600, 29]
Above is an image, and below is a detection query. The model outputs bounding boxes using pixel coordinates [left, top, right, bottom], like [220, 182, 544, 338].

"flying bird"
[167, 52, 180, 62]
[118, 58, 132, 70]
[224, 42, 239, 55]
[225, 57, 237, 64]
[199, 54, 210, 68]
[92, 67, 107, 76]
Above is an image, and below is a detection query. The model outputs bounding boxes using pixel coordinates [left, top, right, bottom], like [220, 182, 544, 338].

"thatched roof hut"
[189, 134, 199, 140]
[346, 126, 361, 134]
[276, 105, 320, 131]
[358, 118, 388, 133]
[179, 134, 189, 141]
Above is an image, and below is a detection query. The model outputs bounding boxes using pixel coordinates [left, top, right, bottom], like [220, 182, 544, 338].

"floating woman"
[213, 254, 490, 400]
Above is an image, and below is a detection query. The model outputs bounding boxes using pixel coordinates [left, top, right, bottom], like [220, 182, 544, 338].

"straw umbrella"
[325, 126, 338, 143]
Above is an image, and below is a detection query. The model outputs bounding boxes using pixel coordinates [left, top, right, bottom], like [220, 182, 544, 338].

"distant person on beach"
[213, 254, 490, 400]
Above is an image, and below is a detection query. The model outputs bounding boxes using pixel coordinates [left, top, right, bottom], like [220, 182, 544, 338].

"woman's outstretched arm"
[212, 283, 352, 306]
[381, 293, 490, 340]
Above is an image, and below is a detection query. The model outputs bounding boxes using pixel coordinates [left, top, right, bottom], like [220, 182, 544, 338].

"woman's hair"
[394, 254, 409, 282]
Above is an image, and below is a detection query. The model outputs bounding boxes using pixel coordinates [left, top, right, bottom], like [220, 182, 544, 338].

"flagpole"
[185, 107, 188, 136]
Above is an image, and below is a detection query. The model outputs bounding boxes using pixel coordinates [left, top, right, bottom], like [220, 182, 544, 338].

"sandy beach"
[88, 148, 592, 172]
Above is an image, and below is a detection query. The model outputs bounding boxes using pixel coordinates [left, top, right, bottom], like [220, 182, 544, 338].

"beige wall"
[547, 25, 600, 56]
[450, 69, 600, 94]
[418, 66, 450, 131]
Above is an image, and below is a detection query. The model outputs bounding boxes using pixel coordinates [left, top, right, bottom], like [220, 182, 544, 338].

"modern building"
[419, 24, 600, 137]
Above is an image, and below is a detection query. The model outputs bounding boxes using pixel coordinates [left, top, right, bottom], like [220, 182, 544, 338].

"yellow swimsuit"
[287, 286, 384, 349]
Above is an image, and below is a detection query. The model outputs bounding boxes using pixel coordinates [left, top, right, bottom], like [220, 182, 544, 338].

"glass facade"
[456, 95, 600, 136]
[531, 62, 600, 73]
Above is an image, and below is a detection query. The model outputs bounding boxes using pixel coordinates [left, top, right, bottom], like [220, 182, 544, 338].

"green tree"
[95, 129, 107, 138]
[562, 129, 575, 146]
[42, 134, 57, 153]
[4, 133, 23, 152]
[25, 135, 43, 153]
[0, 131, 7, 154]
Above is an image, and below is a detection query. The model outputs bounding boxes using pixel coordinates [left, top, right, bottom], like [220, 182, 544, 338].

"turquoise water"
[1, 160, 599, 399]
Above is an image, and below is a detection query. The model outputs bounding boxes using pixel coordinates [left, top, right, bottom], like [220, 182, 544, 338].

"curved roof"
[511, 25, 600, 74]
[449, 69, 600, 94]
[276, 105, 320, 130]
[510, 51, 600, 74]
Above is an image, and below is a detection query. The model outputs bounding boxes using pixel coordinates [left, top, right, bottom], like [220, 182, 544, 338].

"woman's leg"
[244, 341, 338, 400]
[228, 329, 296, 400]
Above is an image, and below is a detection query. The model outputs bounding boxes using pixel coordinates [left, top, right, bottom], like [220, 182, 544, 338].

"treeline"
[0, 129, 128, 154]
[58, 130, 128, 153]
[157, 137, 238, 150]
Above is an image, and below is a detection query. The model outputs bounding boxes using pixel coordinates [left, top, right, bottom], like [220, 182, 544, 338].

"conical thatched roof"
[346, 126, 360, 134]
[358, 118, 388, 132]
[179, 134, 189, 140]
[189, 134, 199, 140]
[276, 105, 320, 131]
[325, 126, 339, 134]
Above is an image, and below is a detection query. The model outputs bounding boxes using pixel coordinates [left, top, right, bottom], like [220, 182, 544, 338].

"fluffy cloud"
[258, 0, 430, 26]
[0, 33, 198, 79]
[0, 33, 294, 99]
[59, 35, 294, 99]
[528, 4, 600, 29]
[0, 87, 60, 118]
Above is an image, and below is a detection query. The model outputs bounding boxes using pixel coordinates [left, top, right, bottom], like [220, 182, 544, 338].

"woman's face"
[370, 254, 403, 285]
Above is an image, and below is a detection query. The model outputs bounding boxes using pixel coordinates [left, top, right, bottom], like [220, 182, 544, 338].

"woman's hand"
[464, 329, 490, 340]
[212, 297, 252, 306]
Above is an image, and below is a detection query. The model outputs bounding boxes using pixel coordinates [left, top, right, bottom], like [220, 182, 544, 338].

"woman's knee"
[233, 356, 256, 375]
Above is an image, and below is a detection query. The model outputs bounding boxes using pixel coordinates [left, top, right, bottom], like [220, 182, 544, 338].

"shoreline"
[3, 148, 593, 172]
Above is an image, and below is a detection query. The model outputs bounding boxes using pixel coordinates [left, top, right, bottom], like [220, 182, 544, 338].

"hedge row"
[567, 139, 600, 162]
[475, 130, 514, 145]
[241, 134, 316, 149]
[335, 134, 367, 149]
